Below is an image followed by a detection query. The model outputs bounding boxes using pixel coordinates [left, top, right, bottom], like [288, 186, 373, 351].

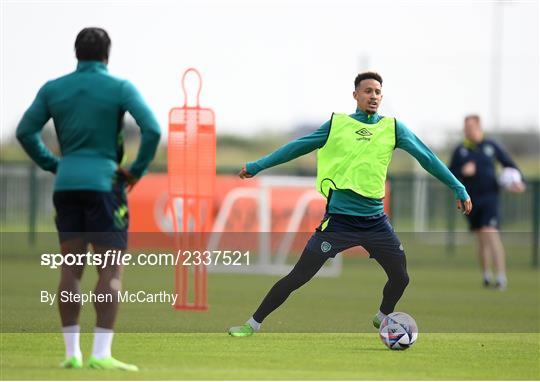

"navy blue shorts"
[306, 212, 404, 259]
[466, 195, 499, 231]
[53, 178, 128, 249]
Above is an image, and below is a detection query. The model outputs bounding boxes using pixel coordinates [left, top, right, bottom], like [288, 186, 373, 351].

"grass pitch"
[1, 236, 539, 380]
[1, 333, 539, 380]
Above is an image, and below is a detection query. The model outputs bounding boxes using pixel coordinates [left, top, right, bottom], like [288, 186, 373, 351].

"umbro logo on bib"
[355, 128, 372, 141]
[356, 128, 372, 136]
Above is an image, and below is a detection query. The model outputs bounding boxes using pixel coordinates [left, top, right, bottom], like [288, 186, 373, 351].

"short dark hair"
[464, 114, 481, 123]
[75, 27, 111, 61]
[354, 71, 383, 88]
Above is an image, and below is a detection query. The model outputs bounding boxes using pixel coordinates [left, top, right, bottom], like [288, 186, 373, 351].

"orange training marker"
[168, 68, 215, 311]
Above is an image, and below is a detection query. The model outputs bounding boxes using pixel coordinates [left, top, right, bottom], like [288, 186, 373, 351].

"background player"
[449, 115, 525, 290]
[229, 71, 472, 337]
[16, 27, 161, 370]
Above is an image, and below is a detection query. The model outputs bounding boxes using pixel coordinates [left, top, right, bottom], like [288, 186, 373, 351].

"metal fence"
[1, 163, 538, 266]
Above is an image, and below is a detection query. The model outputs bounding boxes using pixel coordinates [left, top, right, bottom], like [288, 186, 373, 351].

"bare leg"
[475, 230, 492, 284]
[89, 245, 135, 366]
[481, 228, 507, 289]
[93, 245, 124, 329]
[58, 238, 87, 326]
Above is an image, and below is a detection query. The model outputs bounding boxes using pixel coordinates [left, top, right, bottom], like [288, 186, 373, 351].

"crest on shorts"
[321, 241, 332, 253]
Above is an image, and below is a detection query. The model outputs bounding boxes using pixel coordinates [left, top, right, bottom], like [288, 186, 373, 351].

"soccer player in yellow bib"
[229, 72, 472, 336]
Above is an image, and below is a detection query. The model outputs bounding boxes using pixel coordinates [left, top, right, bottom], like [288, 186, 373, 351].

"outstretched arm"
[242, 120, 330, 177]
[16, 83, 59, 173]
[396, 121, 472, 214]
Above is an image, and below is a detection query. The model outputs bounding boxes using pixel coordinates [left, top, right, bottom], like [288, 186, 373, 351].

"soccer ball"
[379, 312, 418, 350]
[499, 167, 522, 189]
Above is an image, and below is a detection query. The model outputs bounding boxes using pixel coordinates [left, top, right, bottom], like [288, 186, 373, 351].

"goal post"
[207, 175, 343, 277]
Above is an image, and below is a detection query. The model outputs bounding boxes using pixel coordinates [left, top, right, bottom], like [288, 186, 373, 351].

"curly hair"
[354, 71, 383, 88]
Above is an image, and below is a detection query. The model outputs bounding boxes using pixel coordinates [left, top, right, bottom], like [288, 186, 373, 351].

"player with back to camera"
[228, 71, 472, 337]
[449, 115, 525, 291]
[16, 27, 161, 370]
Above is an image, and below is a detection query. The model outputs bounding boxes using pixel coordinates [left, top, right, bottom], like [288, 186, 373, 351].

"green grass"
[1, 333, 539, 380]
[1, 238, 539, 379]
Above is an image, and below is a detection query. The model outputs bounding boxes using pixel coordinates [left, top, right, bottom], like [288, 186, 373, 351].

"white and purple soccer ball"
[379, 312, 418, 350]
[499, 167, 522, 190]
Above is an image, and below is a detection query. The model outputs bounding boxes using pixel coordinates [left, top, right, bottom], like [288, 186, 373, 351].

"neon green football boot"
[60, 355, 83, 369]
[228, 323, 254, 337]
[373, 314, 382, 329]
[88, 356, 139, 371]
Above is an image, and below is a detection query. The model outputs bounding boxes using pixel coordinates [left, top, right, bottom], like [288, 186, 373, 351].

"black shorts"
[53, 179, 128, 249]
[466, 195, 499, 231]
[306, 212, 404, 259]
